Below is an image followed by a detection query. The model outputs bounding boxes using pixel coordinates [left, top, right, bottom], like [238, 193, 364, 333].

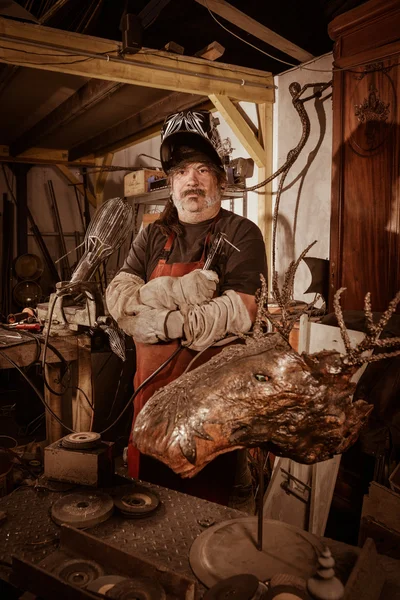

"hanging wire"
[202, 0, 400, 74]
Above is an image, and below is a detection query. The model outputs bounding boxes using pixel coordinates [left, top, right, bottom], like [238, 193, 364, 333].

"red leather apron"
[127, 222, 239, 505]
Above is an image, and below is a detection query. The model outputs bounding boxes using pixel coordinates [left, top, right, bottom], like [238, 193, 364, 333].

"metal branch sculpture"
[334, 288, 400, 366]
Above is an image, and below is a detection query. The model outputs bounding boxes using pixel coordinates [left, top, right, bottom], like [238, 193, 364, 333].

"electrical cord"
[0, 349, 75, 434]
[0, 329, 182, 437]
[99, 343, 183, 435]
[203, 0, 299, 68]
[10, 329, 42, 369]
[104, 361, 125, 421]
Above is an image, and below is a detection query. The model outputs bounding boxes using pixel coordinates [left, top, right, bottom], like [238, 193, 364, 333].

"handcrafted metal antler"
[334, 288, 400, 366]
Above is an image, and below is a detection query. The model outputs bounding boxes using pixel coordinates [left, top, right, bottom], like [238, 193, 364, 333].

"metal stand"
[257, 449, 264, 551]
[189, 516, 323, 589]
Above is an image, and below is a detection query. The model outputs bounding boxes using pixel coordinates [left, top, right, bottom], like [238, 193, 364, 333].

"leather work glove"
[105, 270, 219, 328]
[139, 269, 219, 310]
[118, 307, 184, 344]
[114, 289, 251, 348]
[181, 290, 252, 351]
[106, 272, 145, 322]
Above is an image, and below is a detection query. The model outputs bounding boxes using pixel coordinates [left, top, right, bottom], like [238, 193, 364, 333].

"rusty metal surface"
[1, 478, 400, 599]
[0, 478, 244, 597]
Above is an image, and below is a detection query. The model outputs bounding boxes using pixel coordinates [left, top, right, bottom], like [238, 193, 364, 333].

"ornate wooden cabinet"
[329, 0, 400, 312]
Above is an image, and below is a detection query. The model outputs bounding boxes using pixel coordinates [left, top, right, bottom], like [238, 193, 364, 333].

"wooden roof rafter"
[0, 17, 274, 104]
[195, 0, 314, 63]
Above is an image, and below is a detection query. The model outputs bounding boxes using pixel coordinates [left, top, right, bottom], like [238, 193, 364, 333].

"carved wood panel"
[329, 0, 400, 312]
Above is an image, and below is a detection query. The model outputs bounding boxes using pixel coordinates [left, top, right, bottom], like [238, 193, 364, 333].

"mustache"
[181, 188, 206, 198]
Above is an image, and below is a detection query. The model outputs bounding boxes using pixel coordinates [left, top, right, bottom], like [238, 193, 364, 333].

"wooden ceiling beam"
[39, 0, 71, 25]
[0, 144, 95, 167]
[0, 17, 274, 103]
[10, 79, 124, 157]
[195, 0, 314, 63]
[69, 92, 212, 161]
[0, 0, 73, 100]
[138, 0, 173, 29]
[209, 94, 266, 168]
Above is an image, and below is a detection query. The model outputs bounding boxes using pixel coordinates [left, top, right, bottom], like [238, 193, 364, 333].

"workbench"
[0, 332, 93, 442]
[0, 473, 399, 599]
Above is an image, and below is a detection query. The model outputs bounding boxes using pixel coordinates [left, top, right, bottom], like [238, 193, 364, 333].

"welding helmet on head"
[160, 109, 225, 174]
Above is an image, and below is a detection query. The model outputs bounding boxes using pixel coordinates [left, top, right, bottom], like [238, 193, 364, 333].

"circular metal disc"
[106, 577, 167, 600]
[62, 432, 101, 450]
[113, 485, 160, 518]
[51, 491, 114, 528]
[53, 559, 104, 588]
[203, 574, 260, 600]
[87, 575, 129, 595]
[189, 517, 323, 589]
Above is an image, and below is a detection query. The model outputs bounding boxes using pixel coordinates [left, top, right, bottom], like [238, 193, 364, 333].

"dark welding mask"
[160, 109, 225, 174]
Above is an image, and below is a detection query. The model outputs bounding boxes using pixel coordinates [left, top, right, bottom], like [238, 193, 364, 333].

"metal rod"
[257, 448, 264, 551]
[28, 232, 81, 237]
[47, 180, 71, 280]
[27, 207, 60, 284]
[74, 231, 83, 262]
[82, 169, 91, 231]
[72, 184, 86, 232]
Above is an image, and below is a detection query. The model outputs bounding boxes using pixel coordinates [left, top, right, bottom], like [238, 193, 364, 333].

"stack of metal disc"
[113, 484, 160, 519]
[87, 575, 166, 599]
[53, 559, 104, 589]
[61, 432, 101, 450]
[51, 491, 114, 528]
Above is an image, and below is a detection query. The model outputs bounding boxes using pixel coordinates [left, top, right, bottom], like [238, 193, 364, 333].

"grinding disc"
[106, 577, 167, 600]
[61, 432, 101, 450]
[51, 491, 114, 528]
[203, 575, 268, 600]
[113, 485, 160, 518]
[53, 558, 104, 588]
[86, 575, 129, 596]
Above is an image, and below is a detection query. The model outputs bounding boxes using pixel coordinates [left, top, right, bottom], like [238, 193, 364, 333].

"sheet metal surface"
[0, 476, 244, 596]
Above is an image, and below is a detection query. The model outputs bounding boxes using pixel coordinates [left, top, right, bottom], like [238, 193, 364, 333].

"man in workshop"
[106, 109, 267, 511]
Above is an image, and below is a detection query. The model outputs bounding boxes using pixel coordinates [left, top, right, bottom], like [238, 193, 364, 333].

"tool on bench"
[37, 197, 133, 350]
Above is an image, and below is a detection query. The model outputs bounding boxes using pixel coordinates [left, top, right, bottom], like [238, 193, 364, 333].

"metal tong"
[203, 232, 240, 270]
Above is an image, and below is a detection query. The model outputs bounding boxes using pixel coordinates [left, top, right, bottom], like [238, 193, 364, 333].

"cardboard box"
[124, 169, 165, 197]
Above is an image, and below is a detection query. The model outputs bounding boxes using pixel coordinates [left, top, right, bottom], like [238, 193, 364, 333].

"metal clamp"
[280, 468, 311, 504]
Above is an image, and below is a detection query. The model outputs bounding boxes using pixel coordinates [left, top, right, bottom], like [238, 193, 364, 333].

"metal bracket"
[280, 468, 311, 504]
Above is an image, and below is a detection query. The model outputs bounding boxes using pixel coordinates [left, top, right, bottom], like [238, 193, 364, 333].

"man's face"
[170, 162, 222, 215]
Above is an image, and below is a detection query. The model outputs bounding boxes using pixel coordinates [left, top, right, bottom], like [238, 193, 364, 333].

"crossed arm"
[105, 270, 256, 351]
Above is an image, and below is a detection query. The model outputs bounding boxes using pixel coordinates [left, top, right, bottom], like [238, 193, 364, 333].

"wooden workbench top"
[0, 333, 79, 369]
